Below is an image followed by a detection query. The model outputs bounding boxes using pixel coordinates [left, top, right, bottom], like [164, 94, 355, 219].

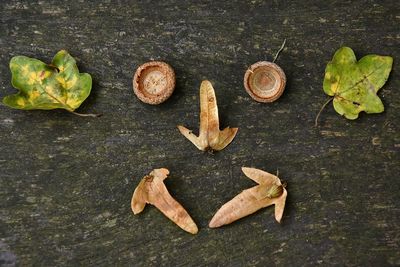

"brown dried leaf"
[178, 80, 238, 151]
[209, 167, 287, 228]
[131, 168, 198, 234]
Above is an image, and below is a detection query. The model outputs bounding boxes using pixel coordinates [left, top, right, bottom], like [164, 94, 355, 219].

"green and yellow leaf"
[323, 47, 393, 120]
[3, 50, 92, 113]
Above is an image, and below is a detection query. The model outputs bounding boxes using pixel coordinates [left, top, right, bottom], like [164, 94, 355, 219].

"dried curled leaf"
[3, 50, 97, 116]
[178, 80, 238, 151]
[131, 168, 198, 234]
[321, 46, 393, 121]
[209, 167, 287, 228]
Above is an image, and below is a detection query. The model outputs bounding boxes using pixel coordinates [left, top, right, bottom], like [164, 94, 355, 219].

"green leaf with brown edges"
[323, 47, 393, 120]
[3, 50, 93, 114]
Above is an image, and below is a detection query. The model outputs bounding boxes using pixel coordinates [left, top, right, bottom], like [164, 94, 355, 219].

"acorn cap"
[133, 61, 176, 105]
[244, 61, 286, 103]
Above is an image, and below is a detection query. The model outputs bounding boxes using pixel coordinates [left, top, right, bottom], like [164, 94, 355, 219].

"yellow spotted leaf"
[3, 50, 97, 116]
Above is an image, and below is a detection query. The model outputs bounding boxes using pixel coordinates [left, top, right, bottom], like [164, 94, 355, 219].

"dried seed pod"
[177, 80, 238, 152]
[131, 168, 198, 234]
[261, 184, 284, 199]
[244, 61, 286, 103]
[133, 61, 176, 105]
[209, 167, 288, 228]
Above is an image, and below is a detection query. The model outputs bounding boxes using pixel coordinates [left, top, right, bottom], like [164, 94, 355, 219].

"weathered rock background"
[0, 0, 399, 266]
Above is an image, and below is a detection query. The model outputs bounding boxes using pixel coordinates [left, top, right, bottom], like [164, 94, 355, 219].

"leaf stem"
[315, 97, 333, 127]
[273, 39, 287, 63]
[69, 110, 102, 117]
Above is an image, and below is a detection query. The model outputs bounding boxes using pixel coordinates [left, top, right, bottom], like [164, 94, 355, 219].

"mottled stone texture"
[0, 0, 399, 266]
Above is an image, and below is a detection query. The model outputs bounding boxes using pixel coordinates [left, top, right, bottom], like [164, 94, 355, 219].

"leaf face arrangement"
[209, 167, 287, 228]
[131, 168, 198, 234]
[177, 80, 238, 151]
[3, 50, 95, 116]
[322, 46, 393, 120]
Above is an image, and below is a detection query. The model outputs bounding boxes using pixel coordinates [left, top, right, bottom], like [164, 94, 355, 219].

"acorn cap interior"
[244, 61, 286, 103]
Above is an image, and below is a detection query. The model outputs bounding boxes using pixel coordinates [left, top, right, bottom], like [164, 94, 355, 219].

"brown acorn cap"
[133, 61, 176, 105]
[244, 61, 286, 103]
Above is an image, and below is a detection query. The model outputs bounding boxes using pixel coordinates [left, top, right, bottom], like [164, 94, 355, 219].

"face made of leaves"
[3, 50, 92, 113]
[177, 80, 238, 152]
[323, 46, 393, 120]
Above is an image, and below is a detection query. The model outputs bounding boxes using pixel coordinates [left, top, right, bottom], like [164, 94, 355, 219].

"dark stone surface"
[0, 0, 399, 266]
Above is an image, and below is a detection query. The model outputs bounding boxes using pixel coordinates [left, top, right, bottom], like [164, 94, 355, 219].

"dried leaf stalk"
[178, 80, 238, 151]
[131, 168, 198, 234]
[209, 167, 287, 228]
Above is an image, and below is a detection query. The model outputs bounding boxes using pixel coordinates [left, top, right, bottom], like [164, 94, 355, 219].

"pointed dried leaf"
[131, 168, 198, 234]
[178, 80, 238, 151]
[209, 167, 288, 228]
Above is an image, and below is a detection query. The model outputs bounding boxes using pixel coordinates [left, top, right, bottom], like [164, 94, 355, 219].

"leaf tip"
[57, 49, 69, 55]
[333, 46, 356, 65]
[208, 215, 223, 228]
[186, 223, 199, 234]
